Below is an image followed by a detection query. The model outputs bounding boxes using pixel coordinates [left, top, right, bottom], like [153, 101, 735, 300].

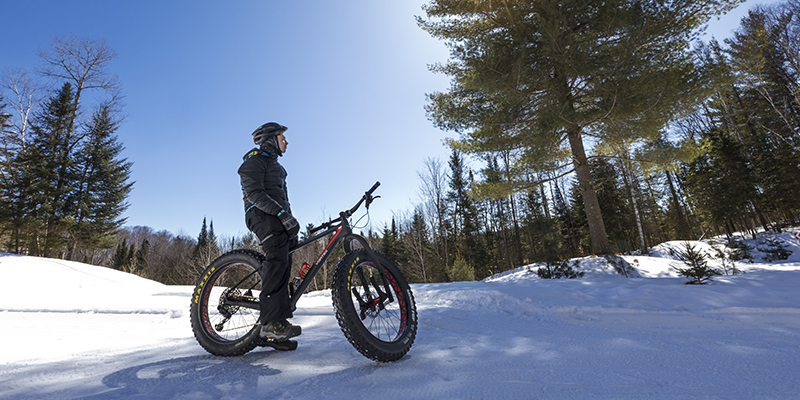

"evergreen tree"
[635, 134, 699, 240]
[380, 219, 400, 263]
[521, 187, 566, 263]
[134, 238, 150, 274]
[727, 8, 800, 146]
[447, 254, 475, 282]
[420, 0, 739, 254]
[480, 155, 516, 271]
[0, 150, 29, 253]
[111, 237, 130, 271]
[671, 242, 720, 285]
[552, 177, 579, 257]
[208, 221, 218, 251]
[0, 36, 128, 258]
[402, 207, 433, 283]
[447, 149, 471, 238]
[66, 102, 133, 257]
[571, 159, 635, 253]
[723, 8, 800, 224]
[446, 149, 482, 273]
[0, 98, 20, 251]
[197, 217, 209, 250]
[193, 217, 220, 270]
[686, 126, 758, 237]
[16, 83, 78, 256]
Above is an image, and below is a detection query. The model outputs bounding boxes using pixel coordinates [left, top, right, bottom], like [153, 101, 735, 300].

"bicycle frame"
[222, 182, 385, 313]
[286, 210, 383, 311]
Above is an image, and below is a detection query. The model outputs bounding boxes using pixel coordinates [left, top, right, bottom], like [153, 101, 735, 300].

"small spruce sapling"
[537, 260, 585, 279]
[710, 244, 743, 275]
[603, 254, 637, 277]
[448, 255, 475, 282]
[728, 240, 754, 263]
[671, 242, 720, 285]
[757, 237, 793, 262]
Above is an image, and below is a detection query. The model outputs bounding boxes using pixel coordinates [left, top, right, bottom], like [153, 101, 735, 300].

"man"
[238, 122, 301, 342]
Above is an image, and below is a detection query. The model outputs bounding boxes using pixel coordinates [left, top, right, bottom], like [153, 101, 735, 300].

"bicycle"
[189, 182, 417, 362]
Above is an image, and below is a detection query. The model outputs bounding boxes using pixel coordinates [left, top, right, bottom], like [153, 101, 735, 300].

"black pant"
[246, 209, 293, 324]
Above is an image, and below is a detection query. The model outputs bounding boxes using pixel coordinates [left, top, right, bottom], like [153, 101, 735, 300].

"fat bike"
[189, 182, 417, 362]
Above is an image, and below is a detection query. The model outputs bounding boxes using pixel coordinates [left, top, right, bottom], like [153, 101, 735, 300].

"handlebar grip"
[367, 181, 380, 195]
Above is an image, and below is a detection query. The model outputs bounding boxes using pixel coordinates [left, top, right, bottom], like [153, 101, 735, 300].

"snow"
[2, 232, 800, 399]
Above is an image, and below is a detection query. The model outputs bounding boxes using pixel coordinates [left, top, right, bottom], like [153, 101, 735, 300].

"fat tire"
[190, 249, 264, 356]
[331, 249, 417, 362]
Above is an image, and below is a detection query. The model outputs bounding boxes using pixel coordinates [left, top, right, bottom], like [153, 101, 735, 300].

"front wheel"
[331, 249, 417, 362]
[190, 249, 264, 356]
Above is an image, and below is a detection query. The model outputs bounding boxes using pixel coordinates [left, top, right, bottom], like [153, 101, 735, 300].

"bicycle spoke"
[349, 263, 405, 342]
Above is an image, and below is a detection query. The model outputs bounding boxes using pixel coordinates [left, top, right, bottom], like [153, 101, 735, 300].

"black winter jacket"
[238, 148, 291, 217]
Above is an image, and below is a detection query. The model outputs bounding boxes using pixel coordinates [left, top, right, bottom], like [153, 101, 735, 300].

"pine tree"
[420, 0, 740, 254]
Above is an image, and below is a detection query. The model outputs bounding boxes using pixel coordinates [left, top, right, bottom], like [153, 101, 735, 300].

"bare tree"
[397, 207, 431, 283]
[1, 68, 42, 149]
[418, 157, 450, 270]
[36, 34, 120, 132]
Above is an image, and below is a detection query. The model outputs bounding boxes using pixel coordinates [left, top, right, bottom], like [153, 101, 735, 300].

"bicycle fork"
[287, 213, 390, 313]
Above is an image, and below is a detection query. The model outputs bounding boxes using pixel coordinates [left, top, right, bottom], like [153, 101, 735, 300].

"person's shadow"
[76, 351, 281, 400]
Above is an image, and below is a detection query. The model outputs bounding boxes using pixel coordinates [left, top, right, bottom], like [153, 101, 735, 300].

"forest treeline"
[2, 2, 799, 287]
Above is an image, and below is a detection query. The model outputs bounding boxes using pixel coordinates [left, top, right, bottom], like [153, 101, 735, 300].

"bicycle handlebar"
[308, 181, 380, 235]
[348, 181, 381, 215]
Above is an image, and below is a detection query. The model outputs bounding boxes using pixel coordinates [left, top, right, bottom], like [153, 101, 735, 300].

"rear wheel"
[331, 249, 417, 362]
[190, 250, 264, 356]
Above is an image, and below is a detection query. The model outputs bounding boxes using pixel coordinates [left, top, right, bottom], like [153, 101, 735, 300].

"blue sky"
[1, 0, 780, 241]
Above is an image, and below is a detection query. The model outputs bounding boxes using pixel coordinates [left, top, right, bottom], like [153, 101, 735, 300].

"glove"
[277, 210, 300, 238]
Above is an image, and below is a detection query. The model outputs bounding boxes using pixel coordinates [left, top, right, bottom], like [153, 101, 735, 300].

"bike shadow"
[76, 351, 282, 400]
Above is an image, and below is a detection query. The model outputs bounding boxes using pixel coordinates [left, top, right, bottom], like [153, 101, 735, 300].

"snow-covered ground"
[2, 232, 800, 399]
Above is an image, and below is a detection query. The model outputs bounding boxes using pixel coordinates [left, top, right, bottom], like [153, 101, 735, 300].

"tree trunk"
[539, 180, 551, 219]
[666, 171, 691, 239]
[620, 161, 647, 254]
[566, 129, 611, 255]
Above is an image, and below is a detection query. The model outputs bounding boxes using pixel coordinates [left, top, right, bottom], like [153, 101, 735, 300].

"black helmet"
[252, 122, 288, 146]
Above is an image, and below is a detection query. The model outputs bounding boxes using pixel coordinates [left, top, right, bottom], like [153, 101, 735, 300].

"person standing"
[238, 122, 301, 341]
